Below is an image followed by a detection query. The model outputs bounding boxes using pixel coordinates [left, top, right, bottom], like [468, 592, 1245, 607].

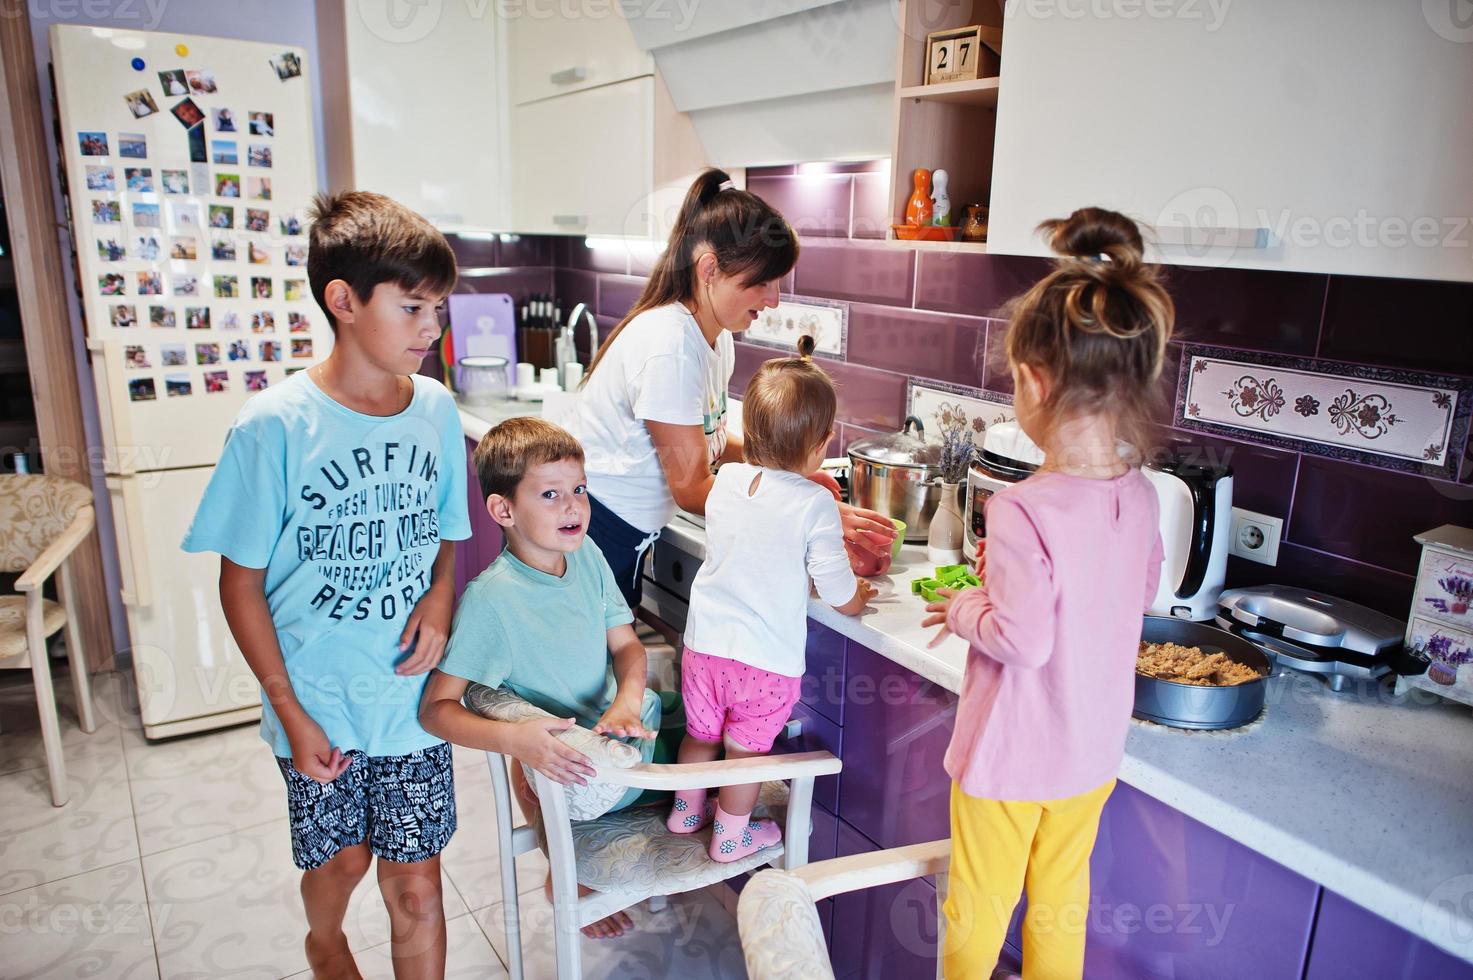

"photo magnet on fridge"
[118, 133, 147, 158]
[128, 377, 157, 402]
[125, 89, 159, 119]
[78, 131, 109, 156]
[160, 344, 187, 366]
[172, 97, 205, 128]
[165, 373, 193, 398]
[203, 369, 229, 393]
[269, 51, 302, 81]
[158, 69, 188, 97]
[187, 122, 207, 162]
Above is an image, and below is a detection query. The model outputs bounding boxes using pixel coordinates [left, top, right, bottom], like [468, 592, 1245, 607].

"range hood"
[619, 0, 896, 166]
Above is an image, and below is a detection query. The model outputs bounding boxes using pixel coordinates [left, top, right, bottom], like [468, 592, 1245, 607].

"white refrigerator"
[50, 25, 334, 738]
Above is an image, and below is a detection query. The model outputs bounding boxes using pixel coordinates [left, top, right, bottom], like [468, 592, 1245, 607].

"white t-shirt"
[570, 303, 733, 533]
[683, 463, 858, 677]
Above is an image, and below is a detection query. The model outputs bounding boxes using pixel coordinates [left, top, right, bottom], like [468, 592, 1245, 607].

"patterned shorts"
[275, 741, 456, 871]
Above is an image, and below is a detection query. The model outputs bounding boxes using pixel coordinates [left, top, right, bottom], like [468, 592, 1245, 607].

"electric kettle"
[1143, 450, 1234, 620]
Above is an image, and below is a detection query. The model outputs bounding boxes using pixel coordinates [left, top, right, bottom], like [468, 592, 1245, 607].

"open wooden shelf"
[889, 237, 989, 253]
[898, 76, 1000, 108]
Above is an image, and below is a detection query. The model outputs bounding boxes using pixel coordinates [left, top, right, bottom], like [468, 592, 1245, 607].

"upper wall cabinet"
[506, 7, 707, 238]
[316, 1, 507, 232]
[506, 0, 651, 105]
[986, 0, 1473, 282]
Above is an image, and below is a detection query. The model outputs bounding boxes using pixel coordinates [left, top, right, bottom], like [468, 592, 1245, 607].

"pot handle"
[903, 415, 926, 439]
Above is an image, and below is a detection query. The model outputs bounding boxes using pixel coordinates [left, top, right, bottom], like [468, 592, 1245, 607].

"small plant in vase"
[1437, 575, 1473, 615]
[1423, 632, 1473, 686]
[927, 402, 973, 563]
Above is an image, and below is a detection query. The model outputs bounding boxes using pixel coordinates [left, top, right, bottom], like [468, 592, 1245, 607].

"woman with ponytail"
[570, 168, 897, 607]
[920, 208, 1173, 979]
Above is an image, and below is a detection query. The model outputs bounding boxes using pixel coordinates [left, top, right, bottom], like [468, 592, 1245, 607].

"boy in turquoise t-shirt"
[421, 416, 676, 940]
[183, 191, 470, 978]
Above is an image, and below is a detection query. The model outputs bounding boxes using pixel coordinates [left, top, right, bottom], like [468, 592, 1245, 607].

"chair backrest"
[0, 475, 93, 573]
[738, 869, 835, 980]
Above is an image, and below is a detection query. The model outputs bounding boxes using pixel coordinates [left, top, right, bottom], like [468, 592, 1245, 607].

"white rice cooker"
[964, 420, 1045, 562]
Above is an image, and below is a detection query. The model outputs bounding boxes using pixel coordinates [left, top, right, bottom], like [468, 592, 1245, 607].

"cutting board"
[447, 293, 517, 364]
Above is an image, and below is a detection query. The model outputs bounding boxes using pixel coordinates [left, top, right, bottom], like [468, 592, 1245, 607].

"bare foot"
[543, 873, 637, 939]
[305, 930, 363, 980]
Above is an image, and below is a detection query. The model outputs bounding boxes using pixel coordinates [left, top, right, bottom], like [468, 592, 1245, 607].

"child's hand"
[509, 716, 597, 786]
[594, 700, 656, 740]
[397, 582, 453, 675]
[922, 587, 958, 649]
[284, 714, 350, 784]
[853, 579, 880, 610]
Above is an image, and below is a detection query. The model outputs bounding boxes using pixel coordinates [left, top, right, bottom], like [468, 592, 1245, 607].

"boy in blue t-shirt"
[421, 416, 679, 940]
[182, 191, 470, 977]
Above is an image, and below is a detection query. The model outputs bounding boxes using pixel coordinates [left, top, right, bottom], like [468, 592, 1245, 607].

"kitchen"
[0, 1, 1470, 978]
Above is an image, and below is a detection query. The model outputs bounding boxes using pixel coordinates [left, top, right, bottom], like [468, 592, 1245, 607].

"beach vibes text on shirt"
[296, 439, 443, 624]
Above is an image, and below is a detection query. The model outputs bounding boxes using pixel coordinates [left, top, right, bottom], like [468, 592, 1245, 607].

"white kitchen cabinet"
[510, 73, 708, 238]
[987, 0, 1473, 282]
[316, 1, 508, 232]
[505, 1, 652, 106]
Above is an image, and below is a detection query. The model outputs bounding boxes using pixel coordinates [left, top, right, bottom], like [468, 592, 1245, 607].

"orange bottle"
[905, 168, 933, 226]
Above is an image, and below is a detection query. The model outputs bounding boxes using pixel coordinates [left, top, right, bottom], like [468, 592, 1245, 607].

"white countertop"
[659, 516, 1473, 964]
[459, 398, 1473, 962]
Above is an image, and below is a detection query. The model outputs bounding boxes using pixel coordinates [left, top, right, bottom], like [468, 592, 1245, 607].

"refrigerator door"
[108, 468, 260, 738]
[50, 25, 333, 475]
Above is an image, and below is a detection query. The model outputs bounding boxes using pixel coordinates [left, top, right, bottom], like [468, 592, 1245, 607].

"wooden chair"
[737, 839, 953, 980]
[470, 685, 840, 980]
[0, 475, 99, 806]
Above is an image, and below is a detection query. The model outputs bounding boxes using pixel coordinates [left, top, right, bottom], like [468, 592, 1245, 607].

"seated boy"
[420, 416, 677, 939]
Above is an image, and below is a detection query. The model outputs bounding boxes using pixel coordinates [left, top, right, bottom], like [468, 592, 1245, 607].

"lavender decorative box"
[1399, 525, 1473, 708]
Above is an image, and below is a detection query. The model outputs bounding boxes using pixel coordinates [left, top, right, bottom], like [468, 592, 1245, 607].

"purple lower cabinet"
[836, 642, 957, 850]
[1304, 890, 1473, 980]
[830, 819, 941, 979]
[772, 700, 842, 814]
[800, 619, 847, 725]
[454, 435, 502, 599]
[1081, 782, 1318, 979]
[724, 789, 840, 936]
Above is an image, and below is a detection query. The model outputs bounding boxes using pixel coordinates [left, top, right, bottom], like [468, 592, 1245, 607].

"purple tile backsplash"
[446, 172, 1473, 619]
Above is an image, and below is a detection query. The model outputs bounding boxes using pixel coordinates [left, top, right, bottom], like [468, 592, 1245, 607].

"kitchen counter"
[660, 516, 1473, 964]
[457, 398, 1473, 962]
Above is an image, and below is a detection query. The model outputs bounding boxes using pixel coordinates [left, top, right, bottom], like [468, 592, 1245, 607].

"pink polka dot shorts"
[680, 647, 802, 753]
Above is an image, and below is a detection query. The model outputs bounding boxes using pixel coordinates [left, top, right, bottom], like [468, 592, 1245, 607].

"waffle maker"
[1215, 585, 1426, 692]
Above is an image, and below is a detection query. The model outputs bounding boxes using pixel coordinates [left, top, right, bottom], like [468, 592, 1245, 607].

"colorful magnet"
[130, 57, 145, 70]
[175, 43, 189, 56]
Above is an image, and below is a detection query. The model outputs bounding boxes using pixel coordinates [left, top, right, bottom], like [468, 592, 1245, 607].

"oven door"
[642, 536, 702, 634]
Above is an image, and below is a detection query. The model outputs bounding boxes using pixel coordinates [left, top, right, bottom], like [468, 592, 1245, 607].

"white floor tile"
[474, 886, 748, 980]
[442, 756, 549, 912]
[0, 733, 138, 895]
[281, 913, 508, 980]
[142, 818, 471, 980]
[0, 860, 159, 980]
[122, 722, 286, 855]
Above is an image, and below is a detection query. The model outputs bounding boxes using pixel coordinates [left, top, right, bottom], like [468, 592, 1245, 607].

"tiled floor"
[0, 668, 749, 979]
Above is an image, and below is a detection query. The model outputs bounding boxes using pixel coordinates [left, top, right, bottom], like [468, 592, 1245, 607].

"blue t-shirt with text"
[182, 372, 471, 757]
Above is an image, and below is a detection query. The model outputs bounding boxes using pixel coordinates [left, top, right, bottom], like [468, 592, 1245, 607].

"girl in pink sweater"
[922, 208, 1172, 979]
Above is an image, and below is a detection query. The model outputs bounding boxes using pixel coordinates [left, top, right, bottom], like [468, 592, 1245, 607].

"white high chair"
[473, 686, 841, 980]
[737, 839, 952, 980]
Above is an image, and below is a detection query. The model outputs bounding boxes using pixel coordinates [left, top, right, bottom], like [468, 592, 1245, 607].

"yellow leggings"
[942, 778, 1116, 980]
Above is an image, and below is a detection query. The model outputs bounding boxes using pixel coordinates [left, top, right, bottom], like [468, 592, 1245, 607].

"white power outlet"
[1229, 508, 1283, 565]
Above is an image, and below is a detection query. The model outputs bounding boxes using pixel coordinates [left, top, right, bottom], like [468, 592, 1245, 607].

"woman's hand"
[922, 587, 958, 649]
[838, 502, 898, 558]
[508, 717, 597, 786]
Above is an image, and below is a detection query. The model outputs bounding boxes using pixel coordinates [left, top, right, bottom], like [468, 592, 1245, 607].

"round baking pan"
[1135, 617, 1275, 730]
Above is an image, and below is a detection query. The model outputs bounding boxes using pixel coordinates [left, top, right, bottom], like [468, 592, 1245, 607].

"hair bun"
[1039, 207, 1145, 272]
[795, 334, 816, 360]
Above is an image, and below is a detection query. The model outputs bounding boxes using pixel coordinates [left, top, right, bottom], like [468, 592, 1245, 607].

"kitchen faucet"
[557, 302, 599, 386]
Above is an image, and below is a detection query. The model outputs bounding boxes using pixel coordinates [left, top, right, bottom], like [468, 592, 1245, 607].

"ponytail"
[583, 168, 799, 382]
[1004, 207, 1175, 460]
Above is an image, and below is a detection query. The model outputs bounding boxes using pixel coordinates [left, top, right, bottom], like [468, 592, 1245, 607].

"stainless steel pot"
[1135, 617, 1275, 730]
[847, 416, 944, 543]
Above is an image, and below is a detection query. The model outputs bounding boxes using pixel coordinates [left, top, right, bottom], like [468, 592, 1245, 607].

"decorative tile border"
[744, 295, 847, 359]
[906, 378, 1016, 448]
[1176, 344, 1472, 480]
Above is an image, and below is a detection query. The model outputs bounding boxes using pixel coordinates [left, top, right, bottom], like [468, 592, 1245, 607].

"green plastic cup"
[890, 518, 907, 558]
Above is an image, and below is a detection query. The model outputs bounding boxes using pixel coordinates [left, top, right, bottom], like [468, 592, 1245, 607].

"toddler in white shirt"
[668, 337, 877, 862]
